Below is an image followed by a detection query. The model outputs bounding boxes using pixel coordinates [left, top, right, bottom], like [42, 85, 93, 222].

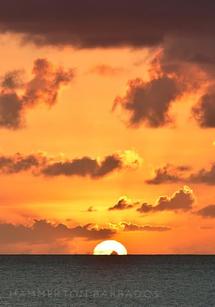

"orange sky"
[0, 33, 215, 254]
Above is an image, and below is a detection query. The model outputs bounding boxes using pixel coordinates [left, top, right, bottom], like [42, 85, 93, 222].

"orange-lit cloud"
[108, 197, 134, 211]
[42, 150, 141, 178]
[0, 220, 116, 244]
[197, 205, 215, 218]
[147, 163, 215, 186]
[193, 90, 215, 127]
[108, 196, 138, 211]
[113, 76, 181, 128]
[137, 186, 195, 213]
[121, 222, 171, 232]
[0, 58, 74, 129]
[189, 164, 215, 184]
[0, 150, 142, 178]
[146, 164, 191, 184]
[108, 186, 195, 214]
[0, 153, 46, 174]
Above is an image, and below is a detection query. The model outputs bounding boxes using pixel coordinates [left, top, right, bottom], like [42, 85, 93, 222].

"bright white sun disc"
[93, 240, 127, 255]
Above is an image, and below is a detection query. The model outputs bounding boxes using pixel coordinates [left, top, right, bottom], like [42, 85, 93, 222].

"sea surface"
[0, 255, 215, 306]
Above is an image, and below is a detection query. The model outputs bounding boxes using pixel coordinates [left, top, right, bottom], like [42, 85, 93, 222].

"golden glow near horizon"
[93, 240, 128, 255]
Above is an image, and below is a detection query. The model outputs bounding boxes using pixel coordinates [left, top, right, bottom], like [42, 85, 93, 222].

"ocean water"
[0, 255, 215, 306]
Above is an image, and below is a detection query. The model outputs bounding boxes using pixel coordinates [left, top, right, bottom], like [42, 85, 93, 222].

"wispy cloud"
[0, 58, 74, 129]
[146, 164, 191, 184]
[0, 150, 142, 179]
[108, 196, 138, 211]
[89, 64, 125, 76]
[121, 222, 171, 232]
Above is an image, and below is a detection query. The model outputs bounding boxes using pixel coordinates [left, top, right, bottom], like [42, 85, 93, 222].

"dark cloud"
[196, 205, 215, 218]
[71, 223, 115, 241]
[0, 219, 116, 245]
[146, 164, 191, 184]
[159, 38, 215, 128]
[0, 2, 215, 128]
[22, 58, 74, 108]
[137, 186, 194, 213]
[42, 157, 99, 177]
[188, 164, 215, 185]
[0, 151, 138, 178]
[192, 91, 215, 127]
[0, 58, 74, 129]
[122, 222, 171, 232]
[0, 70, 24, 90]
[0, 93, 24, 129]
[0, 153, 46, 174]
[108, 197, 136, 211]
[160, 37, 215, 78]
[113, 37, 215, 128]
[42, 154, 123, 178]
[0, 1, 214, 48]
[113, 76, 181, 127]
[147, 163, 215, 185]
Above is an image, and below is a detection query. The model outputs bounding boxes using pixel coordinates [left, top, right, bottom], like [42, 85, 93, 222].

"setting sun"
[93, 240, 127, 255]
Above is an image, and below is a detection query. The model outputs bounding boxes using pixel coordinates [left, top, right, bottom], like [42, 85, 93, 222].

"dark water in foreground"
[0, 255, 215, 306]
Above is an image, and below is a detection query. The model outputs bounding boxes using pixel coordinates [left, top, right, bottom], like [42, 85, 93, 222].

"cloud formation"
[137, 186, 195, 213]
[0, 219, 172, 253]
[0, 58, 74, 129]
[108, 197, 136, 211]
[196, 205, 215, 218]
[0, 153, 46, 174]
[121, 222, 171, 232]
[193, 91, 215, 127]
[0, 1, 214, 48]
[42, 155, 121, 178]
[146, 164, 191, 184]
[146, 163, 215, 185]
[113, 76, 180, 127]
[0, 150, 141, 178]
[0, 70, 24, 90]
[159, 38, 215, 128]
[0, 2, 215, 128]
[0, 219, 115, 245]
[189, 164, 215, 185]
[42, 152, 135, 178]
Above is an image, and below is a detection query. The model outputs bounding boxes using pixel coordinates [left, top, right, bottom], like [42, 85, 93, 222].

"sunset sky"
[0, 0, 215, 254]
